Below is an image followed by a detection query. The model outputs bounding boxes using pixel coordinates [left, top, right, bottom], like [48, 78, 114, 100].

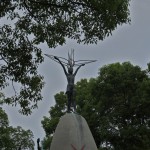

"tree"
[41, 62, 150, 150]
[8, 126, 35, 150]
[0, 107, 11, 149]
[95, 62, 150, 149]
[0, 107, 35, 149]
[0, 0, 131, 114]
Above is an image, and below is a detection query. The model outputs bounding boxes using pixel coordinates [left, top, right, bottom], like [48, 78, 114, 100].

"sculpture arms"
[74, 64, 85, 76]
[54, 56, 68, 75]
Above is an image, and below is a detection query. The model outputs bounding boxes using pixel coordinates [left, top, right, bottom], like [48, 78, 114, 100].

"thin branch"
[12, 80, 17, 97]
[23, 0, 36, 18]
[0, 55, 9, 65]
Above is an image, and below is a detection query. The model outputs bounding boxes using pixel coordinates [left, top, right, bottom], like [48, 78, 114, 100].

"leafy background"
[1, 0, 150, 149]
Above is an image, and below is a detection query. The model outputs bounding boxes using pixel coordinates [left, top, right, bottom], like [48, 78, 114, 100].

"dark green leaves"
[22, 0, 131, 44]
[95, 62, 150, 150]
[0, 0, 131, 114]
[0, 107, 35, 149]
[0, 24, 44, 115]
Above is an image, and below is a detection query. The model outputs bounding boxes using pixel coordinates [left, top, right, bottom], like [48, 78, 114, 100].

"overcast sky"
[2, 0, 150, 149]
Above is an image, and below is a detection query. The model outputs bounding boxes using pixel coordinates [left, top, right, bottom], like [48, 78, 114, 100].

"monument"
[45, 50, 97, 150]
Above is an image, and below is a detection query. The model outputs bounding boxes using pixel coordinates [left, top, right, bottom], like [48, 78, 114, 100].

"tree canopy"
[0, 0, 131, 114]
[41, 62, 150, 150]
[0, 107, 35, 149]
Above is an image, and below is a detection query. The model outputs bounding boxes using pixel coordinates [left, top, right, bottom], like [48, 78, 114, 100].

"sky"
[1, 0, 150, 149]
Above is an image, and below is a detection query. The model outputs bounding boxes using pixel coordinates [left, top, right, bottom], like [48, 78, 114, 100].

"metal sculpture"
[45, 49, 96, 113]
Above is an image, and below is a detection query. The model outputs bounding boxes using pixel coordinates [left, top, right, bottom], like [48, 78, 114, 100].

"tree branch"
[23, 0, 39, 21]
[12, 80, 17, 97]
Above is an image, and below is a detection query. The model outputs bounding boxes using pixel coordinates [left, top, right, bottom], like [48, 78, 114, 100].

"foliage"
[0, 107, 35, 149]
[0, 107, 10, 149]
[41, 62, 150, 150]
[42, 136, 53, 150]
[95, 62, 150, 149]
[0, 107, 9, 128]
[0, 0, 131, 44]
[0, 0, 131, 114]
[8, 126, 35, 150]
